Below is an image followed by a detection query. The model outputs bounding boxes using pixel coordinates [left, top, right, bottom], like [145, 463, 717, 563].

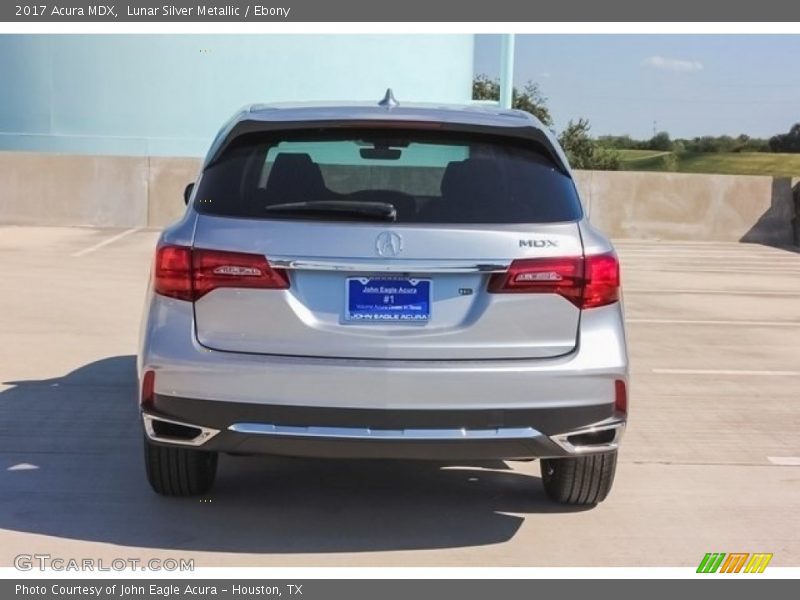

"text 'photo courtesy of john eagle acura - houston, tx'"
[138, 90, 628, 506]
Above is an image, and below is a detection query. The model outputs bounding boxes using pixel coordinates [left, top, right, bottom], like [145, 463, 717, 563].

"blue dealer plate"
[346, 278, 431, 322]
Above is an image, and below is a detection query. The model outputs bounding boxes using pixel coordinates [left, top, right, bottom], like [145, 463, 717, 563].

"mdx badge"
[519, 239, 558, 248]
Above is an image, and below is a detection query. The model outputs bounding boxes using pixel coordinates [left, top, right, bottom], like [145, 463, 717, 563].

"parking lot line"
[71, 227, 142, 257]
[767, 457, 800, 466]
[652, 368, 800, 376]
[625, 267, 800, 275]
[626, 289, 800, 297]
[628, 318, 800, 327]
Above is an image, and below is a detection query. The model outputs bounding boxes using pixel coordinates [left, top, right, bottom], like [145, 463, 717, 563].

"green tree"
[597, 134, 642, 150]
[769, 124, 800, 153]
[472, 74, 553, 127]
[558, 119, 594, 168]
[648, 131, 673, 151]
[558, 118, 620, 171]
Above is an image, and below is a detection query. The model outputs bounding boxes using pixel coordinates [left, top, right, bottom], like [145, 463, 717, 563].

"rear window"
[194, 130, 582, 224]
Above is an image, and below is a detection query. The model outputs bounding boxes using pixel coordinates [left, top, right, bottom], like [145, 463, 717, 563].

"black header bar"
[2, 1, 799, 22]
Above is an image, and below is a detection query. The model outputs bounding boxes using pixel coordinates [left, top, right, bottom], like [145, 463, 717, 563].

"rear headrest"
[440, 160, 467, 198]
[441, 158, 503, 199]
[265, 153, 327, 204]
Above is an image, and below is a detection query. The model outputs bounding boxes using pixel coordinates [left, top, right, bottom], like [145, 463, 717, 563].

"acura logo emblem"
[375, 232, 403, 257]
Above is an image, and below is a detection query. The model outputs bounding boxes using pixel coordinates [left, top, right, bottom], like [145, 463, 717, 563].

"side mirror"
[183, 182, 195, 205]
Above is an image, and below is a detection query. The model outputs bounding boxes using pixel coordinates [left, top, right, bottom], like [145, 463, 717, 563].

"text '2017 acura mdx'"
[138, 91, 628, 505]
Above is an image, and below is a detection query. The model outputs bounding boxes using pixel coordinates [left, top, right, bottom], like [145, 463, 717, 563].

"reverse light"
[154, 245, 289, 302]
[488, 252, 620, 309]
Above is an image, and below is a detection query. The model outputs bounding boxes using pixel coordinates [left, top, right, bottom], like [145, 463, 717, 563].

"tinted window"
[195, 130, 582, 224]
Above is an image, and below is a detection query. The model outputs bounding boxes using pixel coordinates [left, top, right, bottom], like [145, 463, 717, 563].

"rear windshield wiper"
[264, 201, 397, 222]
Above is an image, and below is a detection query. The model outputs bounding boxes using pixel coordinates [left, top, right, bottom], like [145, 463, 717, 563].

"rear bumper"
[142, 402, 625, 460]
[138, 297, 628, 460]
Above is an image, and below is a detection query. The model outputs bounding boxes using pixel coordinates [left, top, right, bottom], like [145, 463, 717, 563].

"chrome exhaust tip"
[550, 418, 625, 454]
[142, 413, 220, 447]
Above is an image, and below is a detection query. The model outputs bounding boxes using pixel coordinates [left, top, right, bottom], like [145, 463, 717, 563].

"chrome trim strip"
[142, 413, 221, 447]
[268, 257, 510, 273]
[549, 418, 626, 454]
[228, 422, 543, 441]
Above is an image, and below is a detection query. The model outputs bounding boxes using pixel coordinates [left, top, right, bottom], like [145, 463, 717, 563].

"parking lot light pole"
[499, 34, 515, 109]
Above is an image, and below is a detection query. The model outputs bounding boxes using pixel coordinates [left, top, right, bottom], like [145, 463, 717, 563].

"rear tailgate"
[192, 216, 582, 360]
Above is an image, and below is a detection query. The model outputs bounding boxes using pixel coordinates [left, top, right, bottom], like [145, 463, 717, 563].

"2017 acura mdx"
[138, 92, 628, 505]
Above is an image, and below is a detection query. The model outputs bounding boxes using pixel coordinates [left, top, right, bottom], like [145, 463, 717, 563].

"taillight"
[154, 245, 289, 301]
[141, 370, 155, 407]
[487, 257, 584, 304]
[154, 245, 193, 301]
[582, 253, 620, 309]
[488, 252, 619, 309]
[192, 247, 289, 297]
[615, 379, 627, 415]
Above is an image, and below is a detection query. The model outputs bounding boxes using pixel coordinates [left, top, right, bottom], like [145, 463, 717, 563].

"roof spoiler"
[203, 118, 571, 175]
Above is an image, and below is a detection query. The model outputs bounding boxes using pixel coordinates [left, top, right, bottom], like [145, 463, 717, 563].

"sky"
[474, 34, 800, 139]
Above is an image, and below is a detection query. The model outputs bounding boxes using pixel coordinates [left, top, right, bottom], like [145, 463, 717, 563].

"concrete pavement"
[0, 226, 798, 567]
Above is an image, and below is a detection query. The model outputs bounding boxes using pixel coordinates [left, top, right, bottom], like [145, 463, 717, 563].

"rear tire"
[144, 437, 218, 496]
[540, 451, 617, 505]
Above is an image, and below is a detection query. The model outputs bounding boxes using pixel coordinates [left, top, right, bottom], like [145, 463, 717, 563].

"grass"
[616, 149, 800, 177]
[616, 149, 672, 162]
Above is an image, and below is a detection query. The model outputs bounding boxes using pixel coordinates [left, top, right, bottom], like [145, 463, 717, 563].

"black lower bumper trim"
[153, 394, 614, 437]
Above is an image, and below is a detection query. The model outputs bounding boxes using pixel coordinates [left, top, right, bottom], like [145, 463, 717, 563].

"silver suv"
[138, 93, 628, 505]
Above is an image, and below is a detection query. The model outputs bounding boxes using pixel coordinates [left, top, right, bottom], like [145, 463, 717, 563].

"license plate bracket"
[345, 277, 431, 323]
